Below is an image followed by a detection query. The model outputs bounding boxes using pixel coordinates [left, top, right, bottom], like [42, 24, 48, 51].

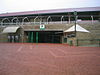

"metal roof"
[0, 7, 100, 17]
[64, 24, 90, 33]
[2, 26, 20, 33]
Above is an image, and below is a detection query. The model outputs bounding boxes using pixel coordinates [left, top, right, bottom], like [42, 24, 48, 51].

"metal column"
[31, 32, 34, 43]
[36, 32, 38, 43]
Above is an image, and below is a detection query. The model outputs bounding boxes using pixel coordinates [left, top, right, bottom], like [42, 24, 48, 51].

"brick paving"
[0, 43, 100, 75]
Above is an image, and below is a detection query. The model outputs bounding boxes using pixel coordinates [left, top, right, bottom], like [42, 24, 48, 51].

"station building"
[0, 7, 100, 45]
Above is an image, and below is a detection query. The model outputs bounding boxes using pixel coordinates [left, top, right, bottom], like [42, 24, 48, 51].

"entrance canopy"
[2, 26, 20, 33]
[64, 24, 90, 33]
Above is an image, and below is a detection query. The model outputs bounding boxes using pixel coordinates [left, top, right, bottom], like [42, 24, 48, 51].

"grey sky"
[0, 0, 100, 13]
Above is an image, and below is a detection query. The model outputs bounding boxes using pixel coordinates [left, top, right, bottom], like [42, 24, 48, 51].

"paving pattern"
[0, 43, 100, 75]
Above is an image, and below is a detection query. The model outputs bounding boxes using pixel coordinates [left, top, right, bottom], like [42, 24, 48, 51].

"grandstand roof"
[0, 7, 100, 17]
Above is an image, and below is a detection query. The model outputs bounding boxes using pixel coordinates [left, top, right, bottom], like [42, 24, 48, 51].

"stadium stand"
[0, 7, 100, 46]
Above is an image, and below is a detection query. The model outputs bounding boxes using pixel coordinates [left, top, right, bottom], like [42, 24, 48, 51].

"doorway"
[25, 31, 63, 43]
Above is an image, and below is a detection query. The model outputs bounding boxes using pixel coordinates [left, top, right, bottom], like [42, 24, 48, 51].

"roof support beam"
[1, 18, 10, 26]
[22, 17, 30, 25]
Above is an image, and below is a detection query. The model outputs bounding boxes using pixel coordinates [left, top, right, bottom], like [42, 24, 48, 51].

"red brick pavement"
[0, 43, 100, 75]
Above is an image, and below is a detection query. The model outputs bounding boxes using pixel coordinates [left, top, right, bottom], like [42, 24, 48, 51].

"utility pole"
[74, 11, 77, 37]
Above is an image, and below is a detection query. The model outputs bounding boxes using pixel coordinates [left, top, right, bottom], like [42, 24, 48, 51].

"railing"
[0, 22, 21, 26]
[0, 21, 68, 26]
[0, 20, 99, 26]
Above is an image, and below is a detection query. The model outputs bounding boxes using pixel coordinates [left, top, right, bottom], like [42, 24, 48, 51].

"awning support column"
[36, 32, 38, 43]
[31, 32, 34, 43]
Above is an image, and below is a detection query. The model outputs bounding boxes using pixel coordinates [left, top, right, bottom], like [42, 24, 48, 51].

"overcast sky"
[0, 0, 100, 13]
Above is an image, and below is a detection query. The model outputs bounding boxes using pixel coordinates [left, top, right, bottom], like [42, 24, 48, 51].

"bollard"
[99, 39, 100, 47]
[76, 39, 78, 46]
[69, 40, 73, 46]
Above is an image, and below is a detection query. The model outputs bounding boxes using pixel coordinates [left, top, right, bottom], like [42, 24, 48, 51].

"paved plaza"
[0, 43, 100, 75]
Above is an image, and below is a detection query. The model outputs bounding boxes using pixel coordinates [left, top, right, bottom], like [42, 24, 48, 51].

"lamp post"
[74, 11, 77, 37]
[91, 15, 93, 24]
[61, 16, 64, 24]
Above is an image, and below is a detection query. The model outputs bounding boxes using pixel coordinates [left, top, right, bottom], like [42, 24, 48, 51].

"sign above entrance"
[40, 25, 45, 30]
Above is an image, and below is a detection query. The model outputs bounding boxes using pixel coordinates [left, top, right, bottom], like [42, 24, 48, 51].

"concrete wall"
[0, 21, 100, 45]
[0, 27, 8, 42]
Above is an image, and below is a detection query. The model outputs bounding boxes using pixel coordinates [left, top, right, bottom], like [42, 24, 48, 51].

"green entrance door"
[28, 32, 34, 43]
[36, 32, 38, 43]
[28, 32, 38, 43]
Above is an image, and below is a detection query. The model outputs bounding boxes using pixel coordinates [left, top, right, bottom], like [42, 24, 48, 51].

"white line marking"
[30, 45, 33, 49]
[56, 48, 66, 54]
[49, 50, 57, 57]
[17, 46, 23, 52]
[49, 48, 67, 58]
[36, 61, 58, 68]
[49, 50, 67, 58]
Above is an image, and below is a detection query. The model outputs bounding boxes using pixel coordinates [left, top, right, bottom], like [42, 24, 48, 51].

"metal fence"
[0, 21, 81, 26]
[76, 39, 100, 47]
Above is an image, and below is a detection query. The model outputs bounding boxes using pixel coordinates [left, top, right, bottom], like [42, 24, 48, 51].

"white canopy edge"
[64, 24, 90, 33]
[2, 26, 20, 33]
